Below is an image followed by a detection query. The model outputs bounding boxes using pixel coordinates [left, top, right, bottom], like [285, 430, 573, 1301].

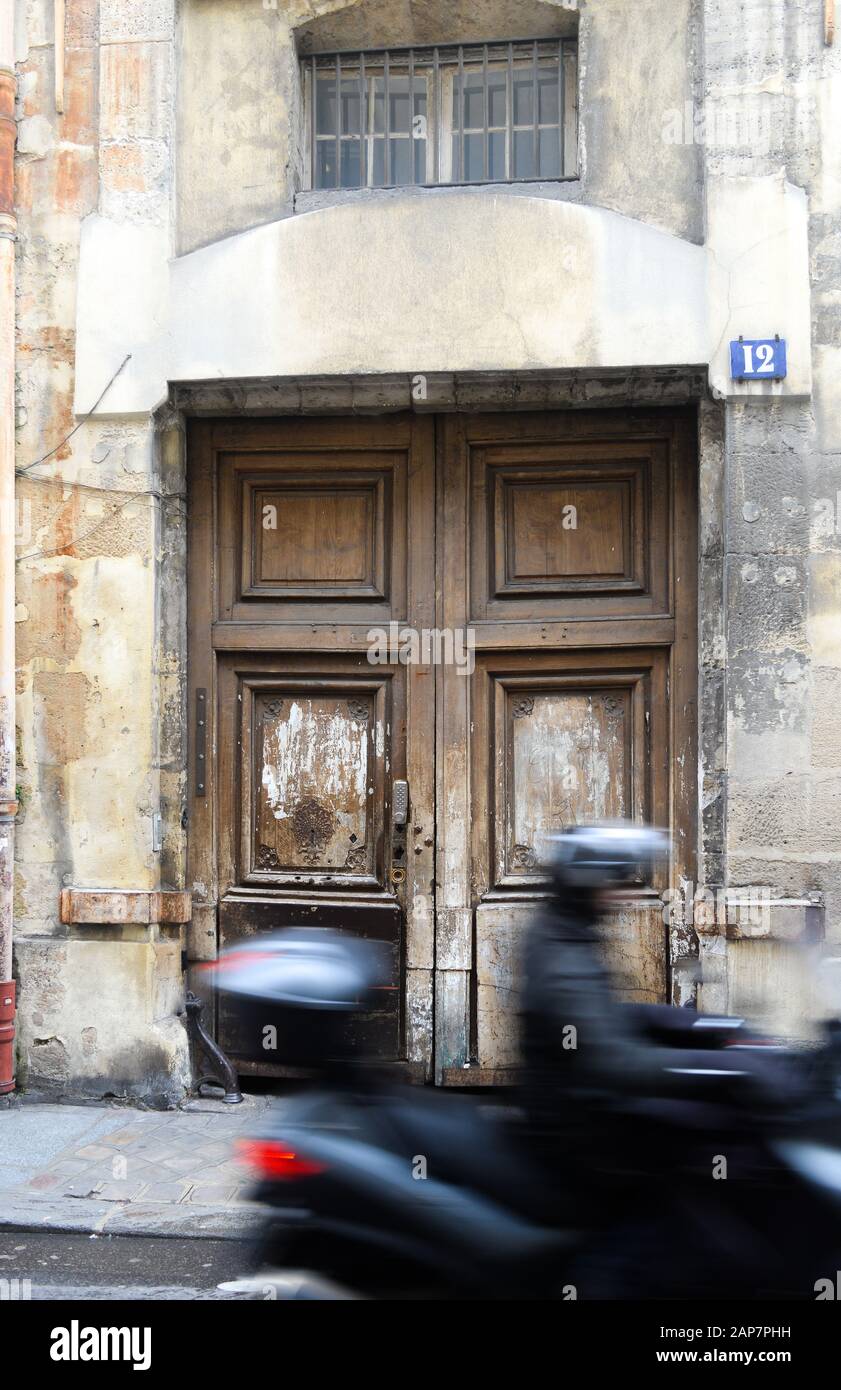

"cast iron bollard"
[185, 989, 243, 1104]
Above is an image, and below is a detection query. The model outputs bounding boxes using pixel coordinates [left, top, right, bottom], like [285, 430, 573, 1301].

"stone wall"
[695, 0, 841, 1030]
[13, 0, 189, 1100]
[175, 0, 701, 254]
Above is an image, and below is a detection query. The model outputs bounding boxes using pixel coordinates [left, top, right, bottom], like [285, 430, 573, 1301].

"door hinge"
[195, 688, 207, 796]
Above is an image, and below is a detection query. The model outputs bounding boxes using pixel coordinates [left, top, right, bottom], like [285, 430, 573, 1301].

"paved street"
[0, 1097, 285, 1299]
[2, 1098, 261, 1206]
[0, 1230, 253, 1300]
[0, 1095, 272, 1243]
[0, 1096, 393, 1301]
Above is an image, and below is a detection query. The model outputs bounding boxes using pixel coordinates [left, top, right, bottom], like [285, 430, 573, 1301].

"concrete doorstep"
[0, 1094, 273, 1240]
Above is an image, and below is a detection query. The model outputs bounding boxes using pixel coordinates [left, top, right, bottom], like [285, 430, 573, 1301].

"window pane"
[315, 140, 337, 189]
[341, 80, 361, 135]
[489, 130, 507, 180]
[340, 139, 362, 187]
[513, 74, 534, 127]
[463, 132, 484, 181]
[389, 77, 411, 134]
[371, 137, 385, 185]
[538, 70, 560, 126]
[310, 45, 577, 189]
[316, 76, 336, 135]
[538, 128, 561, 178]
[372, 81, 385, 134]
[462, 74, 485, 130]
[390, 137, 411, 184]
[513, 129, 535, 178]
[488, 73, 507, 128]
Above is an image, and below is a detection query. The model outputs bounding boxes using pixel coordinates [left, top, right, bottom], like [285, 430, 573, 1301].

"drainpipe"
[0, 2, 16, 1093]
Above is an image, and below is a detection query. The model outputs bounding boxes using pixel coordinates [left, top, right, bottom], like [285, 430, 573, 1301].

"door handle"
[391, 780, 409, 828]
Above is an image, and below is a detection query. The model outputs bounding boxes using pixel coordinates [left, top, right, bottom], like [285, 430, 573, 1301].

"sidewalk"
[0, 1094, 274, 1240]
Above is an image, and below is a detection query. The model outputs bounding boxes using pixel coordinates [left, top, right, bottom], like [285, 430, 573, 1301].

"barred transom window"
[304, 39, 578, 190]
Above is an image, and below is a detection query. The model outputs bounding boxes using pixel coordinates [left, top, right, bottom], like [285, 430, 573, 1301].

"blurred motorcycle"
[210, 825, 841, 1300]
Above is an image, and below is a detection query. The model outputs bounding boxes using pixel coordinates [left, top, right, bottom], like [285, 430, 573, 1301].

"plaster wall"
[13, 0, 189, 1100]
[174, 0, 701, 255]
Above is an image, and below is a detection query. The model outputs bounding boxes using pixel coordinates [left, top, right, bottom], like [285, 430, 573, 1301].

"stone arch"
[292, 0, 578, 55]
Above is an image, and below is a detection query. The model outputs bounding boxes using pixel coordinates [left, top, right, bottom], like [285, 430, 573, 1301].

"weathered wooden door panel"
[217, 444, 408, 623]
[438, 410, 697, 1081]
[217, 898, 402, 1063]
[480, 656, 668, 894]
[470, 649, 670, 1070]
[215, 654, 409, 1070]
[189, 409, 696, 1083]
[188, 417, 435, 1076]
[223, 669, 395, 891]
[470, 438, 671, 619]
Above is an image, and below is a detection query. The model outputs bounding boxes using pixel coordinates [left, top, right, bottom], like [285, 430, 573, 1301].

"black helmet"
[547, 821, 671, 891]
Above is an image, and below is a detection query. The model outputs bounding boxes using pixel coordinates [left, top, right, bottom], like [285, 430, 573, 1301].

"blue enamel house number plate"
[730, 338, 787, 381]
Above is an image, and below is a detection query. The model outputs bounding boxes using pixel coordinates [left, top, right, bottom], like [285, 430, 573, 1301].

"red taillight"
[201, 949, 280, 976]
[236, 1138, 326, 1180]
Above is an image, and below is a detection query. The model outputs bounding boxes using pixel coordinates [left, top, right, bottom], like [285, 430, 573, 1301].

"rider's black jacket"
[520, 889, 803, 1150]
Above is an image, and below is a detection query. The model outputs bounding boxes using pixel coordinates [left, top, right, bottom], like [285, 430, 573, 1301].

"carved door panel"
[189, 409, 696, 1084]
[215, 659, 408, 1063]
[188, 417, 435, 1077]
[437, 410, 697, 1081]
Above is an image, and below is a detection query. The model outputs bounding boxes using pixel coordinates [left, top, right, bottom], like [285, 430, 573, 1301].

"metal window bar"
[433, 47, 440, 182]
[308, 39, 577, 190]
[409, 48, 416, 184]
[532, 39, 539, 176]
[359, 51, 366, 186]
[482, 44, 489, 180]
[558, 38, 565, 178]
[384, 49, 390, 186]
[456, 45, 464, 182]
[507, 43, 514, 178]
[335, 52, 341, 188]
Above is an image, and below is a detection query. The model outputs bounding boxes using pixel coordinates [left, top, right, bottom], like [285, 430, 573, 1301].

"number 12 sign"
[730, 337, 787, 381]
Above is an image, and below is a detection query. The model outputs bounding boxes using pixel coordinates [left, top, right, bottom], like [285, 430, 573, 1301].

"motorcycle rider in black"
[520, 823, 810, 1293]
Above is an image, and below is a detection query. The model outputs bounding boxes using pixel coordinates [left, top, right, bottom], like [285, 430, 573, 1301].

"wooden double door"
[187, 409, 697, 1082]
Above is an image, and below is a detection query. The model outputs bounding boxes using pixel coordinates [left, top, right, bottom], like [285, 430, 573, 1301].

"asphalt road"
[0, 1230, 256, 1300]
